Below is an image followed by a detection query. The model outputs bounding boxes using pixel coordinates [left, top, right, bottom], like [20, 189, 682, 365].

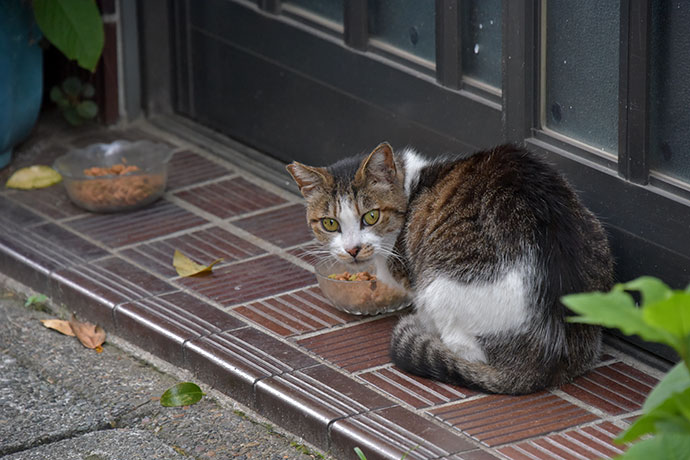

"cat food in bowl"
[315, 261, 411, 315]
[54, 140, 172, 213]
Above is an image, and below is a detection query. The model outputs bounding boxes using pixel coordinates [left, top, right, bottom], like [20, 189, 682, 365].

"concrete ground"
[0, 278, 330, 460]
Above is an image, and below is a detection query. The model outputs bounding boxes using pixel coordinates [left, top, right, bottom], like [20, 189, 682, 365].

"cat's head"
[287, 142, 407, 266]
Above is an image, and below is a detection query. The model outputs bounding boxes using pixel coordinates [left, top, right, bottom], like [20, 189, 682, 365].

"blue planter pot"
[0, 0, 43, 169]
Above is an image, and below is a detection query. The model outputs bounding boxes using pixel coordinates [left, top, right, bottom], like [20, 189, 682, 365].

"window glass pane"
[649, 2, 690, 181]
[544, 1, 619, 154]
[461, 0, 502, 89]
[368, 0, 435, 63]
[283, 0, 343, 24]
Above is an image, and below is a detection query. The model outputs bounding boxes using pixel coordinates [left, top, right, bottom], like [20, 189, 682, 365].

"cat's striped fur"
[287, 143, 613, 394]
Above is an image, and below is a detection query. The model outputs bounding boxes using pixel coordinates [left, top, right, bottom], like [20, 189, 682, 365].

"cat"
[287, 142, 614, 395]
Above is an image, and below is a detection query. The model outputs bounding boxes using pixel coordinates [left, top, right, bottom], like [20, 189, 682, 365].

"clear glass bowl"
[53, 140, 173, 213]
[315, 260, 411, 315]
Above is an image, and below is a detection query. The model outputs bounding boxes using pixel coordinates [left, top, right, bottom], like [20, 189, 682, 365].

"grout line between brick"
[168, 172, 239, 193]
[224, 201, 299, 223]
[550, 387, 611, 419]
[220, 282, 319, 311]
[289, 313, 398, 341]
[609, 412, 640, 428]
[592, 358, 659, 391]
[114, 220, 218, 251]
[557, 430, 616, 459]
[601, 345, 668, 380]
[495, 416, 629, 453]
[351, 363, 394, 377]
[136, 119, 303, 204]
[577, 372, 648, 407]
[530, 438, 573, 460]
[164, 194, 287, 255]
[502, 444, 543, 460]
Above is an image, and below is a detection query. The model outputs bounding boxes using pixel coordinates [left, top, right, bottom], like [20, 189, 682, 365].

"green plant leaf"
[32, 0, 105, 72]
[160, 382, 204, 407]
[644, 363, 690, 412]
[76, 100, 99, 119]
[673, 388, 690, 423]
[619, 388, 690, 443]
[25, 294, 47, 307]
[55, 97, 70, 109]
[61, 76, 82, 97]
[563, 290, 674, 345]
[82, 82, 96, 98]
[654, 416, 690, 436]
[62, 107, 84, 126]
[619, 433, 690, 460]
[643, 293, 690, 354]
[623, 277, 673, 305]
[49, 86, 65, 102]
[619, 408, 668, 443]
[353, 447, 367, 460]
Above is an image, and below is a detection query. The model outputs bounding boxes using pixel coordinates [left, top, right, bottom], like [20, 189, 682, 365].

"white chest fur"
[414, 264, 531, 362]
[373, 256, 408, 293]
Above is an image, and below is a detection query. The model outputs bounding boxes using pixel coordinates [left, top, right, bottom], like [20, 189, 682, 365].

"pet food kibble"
[328, 271, 377, 281]
[69, 163, 163, 210]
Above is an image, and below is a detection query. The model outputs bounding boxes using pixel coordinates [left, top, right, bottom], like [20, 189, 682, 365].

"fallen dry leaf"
[173, 249, 223, 277]
[68, 315, 106, 350]
[6, 165, 62, 189]
[40, 319, 76, 337]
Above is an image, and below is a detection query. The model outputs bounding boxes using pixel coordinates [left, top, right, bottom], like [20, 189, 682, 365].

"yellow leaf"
[40, 318, 76, 337]
[6, 165, 62, 189]
[68, 315, 106, 350]
[173, 249, 223, 277]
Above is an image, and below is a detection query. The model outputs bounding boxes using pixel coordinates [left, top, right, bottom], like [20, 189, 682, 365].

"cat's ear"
[356, 142, 397, 185]
[286, 162, 331, 198]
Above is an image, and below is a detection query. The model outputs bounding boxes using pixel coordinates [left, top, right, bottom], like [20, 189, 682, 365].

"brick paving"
[0, 114, 667, 459]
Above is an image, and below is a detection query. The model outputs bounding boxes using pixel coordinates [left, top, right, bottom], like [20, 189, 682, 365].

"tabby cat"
[287, 142, 613, 395]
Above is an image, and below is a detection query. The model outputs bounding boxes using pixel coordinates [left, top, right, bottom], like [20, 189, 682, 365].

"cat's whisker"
[377, 244, 406, 265]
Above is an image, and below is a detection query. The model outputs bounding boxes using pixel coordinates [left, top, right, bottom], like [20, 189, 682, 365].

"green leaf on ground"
[25, 294, 48, 307]
[32, 0, 105, 72]
[6, 166, 63, 189]
[160, 382, 204, 407]
[353, 447, 367, 460]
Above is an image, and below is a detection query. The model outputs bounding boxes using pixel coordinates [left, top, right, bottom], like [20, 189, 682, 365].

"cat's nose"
[346, 246, 361, 258]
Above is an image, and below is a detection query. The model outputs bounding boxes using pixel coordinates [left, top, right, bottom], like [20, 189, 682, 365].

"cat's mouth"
[335, 255, 372, 265]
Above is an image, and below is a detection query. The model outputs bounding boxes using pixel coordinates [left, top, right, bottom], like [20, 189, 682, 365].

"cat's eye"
[321, 217, 340, 232]
[362, 209, 380, 226]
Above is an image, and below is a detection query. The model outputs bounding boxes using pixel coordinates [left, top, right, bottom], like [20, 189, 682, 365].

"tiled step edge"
[0, 243, 499, 459]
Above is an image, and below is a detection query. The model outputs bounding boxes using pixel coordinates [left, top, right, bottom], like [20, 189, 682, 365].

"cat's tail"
[389, 315, 550, 395]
